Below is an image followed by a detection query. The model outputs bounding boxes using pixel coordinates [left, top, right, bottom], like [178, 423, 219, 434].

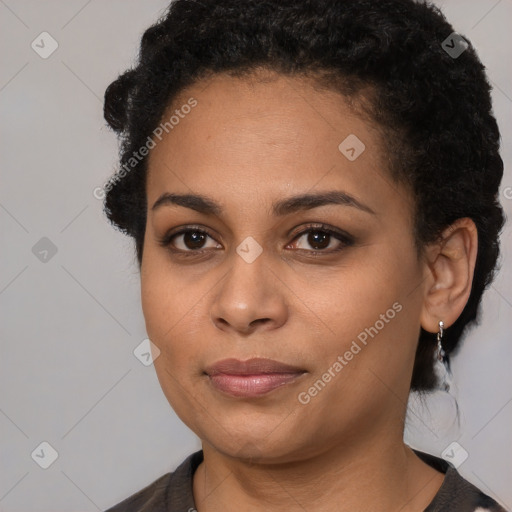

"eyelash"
[158, 223, 354, 257]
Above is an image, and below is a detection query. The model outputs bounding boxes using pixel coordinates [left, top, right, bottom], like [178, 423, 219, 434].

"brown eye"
[289, 225, 354, 253]
[182, 231, 208, 250]
[306, 231, 331, 250]
[160, 228, 222, 252]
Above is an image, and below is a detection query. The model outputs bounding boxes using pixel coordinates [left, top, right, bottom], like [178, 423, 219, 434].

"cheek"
[141, 242, 183, 327]
[140, 256, 204, 415]
[294, 258, 422, 428]
[140, 247, 213, 370]
[311, 242, 423, 367]
[312, 248, 410, 321]
[141, 248, 184, 356]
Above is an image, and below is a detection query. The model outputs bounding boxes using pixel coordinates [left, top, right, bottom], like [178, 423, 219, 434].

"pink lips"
[205, 358, 306, 398]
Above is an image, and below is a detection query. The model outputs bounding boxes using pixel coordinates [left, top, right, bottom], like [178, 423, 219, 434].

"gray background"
[0, 1, 510, 510]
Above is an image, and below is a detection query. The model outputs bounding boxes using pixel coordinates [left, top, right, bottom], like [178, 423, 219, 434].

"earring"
[435, 320, 452, 392]
[436, 320, 446, 363]
[406, 320, 460, 441]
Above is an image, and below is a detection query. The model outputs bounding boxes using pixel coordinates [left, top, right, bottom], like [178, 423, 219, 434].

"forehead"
[146, 70, 411, 218]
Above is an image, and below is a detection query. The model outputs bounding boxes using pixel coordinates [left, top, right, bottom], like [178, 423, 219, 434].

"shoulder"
[104, 472, 172, 512]
[415, 451, 508, 512]
[426, 466, 508, 512]
[104, 451, 203, 512]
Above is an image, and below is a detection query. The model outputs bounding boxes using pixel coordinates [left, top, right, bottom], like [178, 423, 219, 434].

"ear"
[420, 218, 478, 333]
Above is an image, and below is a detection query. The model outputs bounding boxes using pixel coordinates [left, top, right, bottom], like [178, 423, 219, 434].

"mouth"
[204, 358, 307, 398]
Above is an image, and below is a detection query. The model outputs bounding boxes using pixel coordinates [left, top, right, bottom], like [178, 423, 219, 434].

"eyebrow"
[151, 190, 376, 216]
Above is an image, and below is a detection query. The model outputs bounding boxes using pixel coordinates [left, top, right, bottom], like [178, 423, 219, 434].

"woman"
[102, 0, 507, 510]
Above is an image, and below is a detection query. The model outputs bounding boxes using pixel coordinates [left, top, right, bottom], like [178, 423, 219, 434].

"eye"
[288, 224, 353, 253]
[158, 223, 353, 256]
[159, 227, 222, 252]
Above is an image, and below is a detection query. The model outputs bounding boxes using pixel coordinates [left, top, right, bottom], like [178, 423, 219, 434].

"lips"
[205, 358, 306, 398]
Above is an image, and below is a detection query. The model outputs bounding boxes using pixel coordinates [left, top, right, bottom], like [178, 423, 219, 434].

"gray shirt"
[105, 450, 508, 511]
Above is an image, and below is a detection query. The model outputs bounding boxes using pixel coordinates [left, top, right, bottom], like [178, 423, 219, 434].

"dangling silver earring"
[436, 320, 446, 362]
[405, 320, 460, 443]
[435, 320, 451, 392]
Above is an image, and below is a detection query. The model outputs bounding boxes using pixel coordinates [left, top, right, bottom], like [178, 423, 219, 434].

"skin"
[141, 69, 478, 511]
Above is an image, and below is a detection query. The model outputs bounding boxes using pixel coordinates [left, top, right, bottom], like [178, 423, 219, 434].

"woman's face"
[141, 70, 427, 462]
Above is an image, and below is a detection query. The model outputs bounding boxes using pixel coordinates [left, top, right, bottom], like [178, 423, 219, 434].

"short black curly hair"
[102, 0, 504, 391]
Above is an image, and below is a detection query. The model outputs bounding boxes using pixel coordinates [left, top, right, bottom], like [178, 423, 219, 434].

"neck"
[193, 434, 445, 512]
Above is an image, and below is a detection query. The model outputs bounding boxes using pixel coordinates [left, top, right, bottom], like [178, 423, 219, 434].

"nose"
[210, 247, 289, 336]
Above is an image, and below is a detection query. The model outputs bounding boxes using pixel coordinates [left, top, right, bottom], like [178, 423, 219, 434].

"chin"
[198, 416, 316, 464]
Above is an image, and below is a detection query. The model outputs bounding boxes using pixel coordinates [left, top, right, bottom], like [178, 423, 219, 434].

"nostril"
[249, 318, 271, 327]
